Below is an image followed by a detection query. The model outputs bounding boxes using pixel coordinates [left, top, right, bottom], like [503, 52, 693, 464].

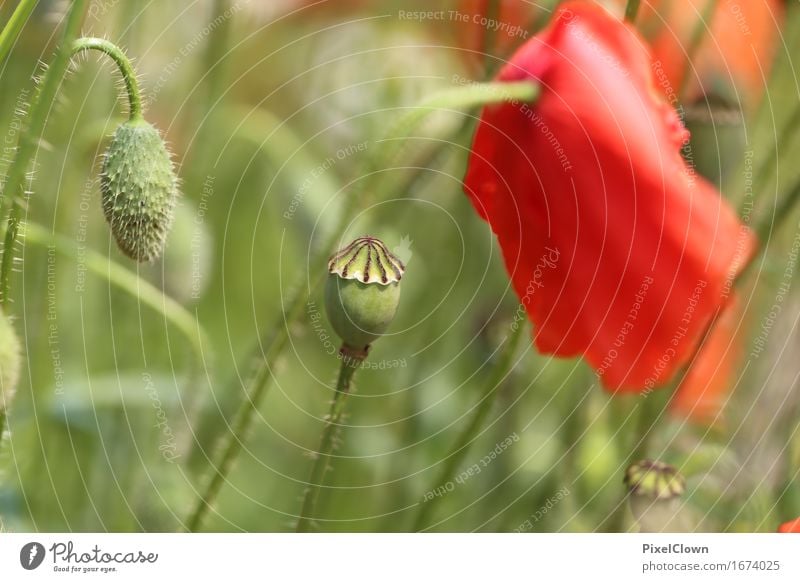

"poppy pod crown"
[328, 236, 405, 285]
[325, 236, 404, 350]
[463, 2, 754, 391]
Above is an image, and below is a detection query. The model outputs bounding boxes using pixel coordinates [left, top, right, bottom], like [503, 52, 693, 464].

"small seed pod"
[100, 119, 178, 262]
[324, 236, 404, 350]
[625, 459, 690, 532]
[0, 311, 21, 414]
[683, 93, 745, 189]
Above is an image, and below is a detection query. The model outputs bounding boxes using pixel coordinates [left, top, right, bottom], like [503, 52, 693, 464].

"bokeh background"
[0, 0, 798, 532]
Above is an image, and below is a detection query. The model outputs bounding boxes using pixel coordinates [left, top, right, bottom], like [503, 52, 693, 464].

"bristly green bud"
[625, 460, 685, 500]
[100, 119, 178, 262]
[324, 236, 404, 350]
[0, 311, 21, 414]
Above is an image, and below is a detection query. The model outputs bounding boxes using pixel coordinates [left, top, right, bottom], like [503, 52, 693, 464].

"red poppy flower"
[462, 2, 754, 391]
[670, 292, 743, 423]
[778, 518, 800, 533]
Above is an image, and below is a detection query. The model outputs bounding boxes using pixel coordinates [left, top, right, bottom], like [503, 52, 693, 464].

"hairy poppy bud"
[324, 236, 404, 350]
[0, 311, 21, 413]
[625, 460, 690, 532]
[100, 119, 178, 262]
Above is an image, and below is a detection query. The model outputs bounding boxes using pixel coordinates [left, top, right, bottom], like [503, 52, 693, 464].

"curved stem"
[184, 79, 540, 532]
[0, 35, 143, 305]
[0, 0, 38, 65]
[376, 81, 538, 182]
[71, 37, 143, 121]
[295, 348, 364, 532]
[23, 222, 208, 361]
[0, 0, 88, 307]
[413, 320, 525, 531]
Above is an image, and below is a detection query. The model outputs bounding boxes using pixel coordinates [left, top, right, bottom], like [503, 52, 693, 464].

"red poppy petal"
[778, 518, 800, 533]
[463, 2, 754, 392]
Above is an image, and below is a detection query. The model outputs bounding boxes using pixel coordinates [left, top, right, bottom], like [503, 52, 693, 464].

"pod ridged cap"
[625, 460, 685, 500]
[328, 236, 405, 285]
[100, 119, 178, 262]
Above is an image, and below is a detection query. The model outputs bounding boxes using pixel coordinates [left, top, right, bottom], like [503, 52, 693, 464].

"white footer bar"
[1, 533, 798, 581]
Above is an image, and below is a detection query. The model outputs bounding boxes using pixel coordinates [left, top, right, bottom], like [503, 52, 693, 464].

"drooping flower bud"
[100, 119, 178, 262]
[0, 311, 21, 414]
[324, 236, 404, 351]
[624, 459, 690, 532]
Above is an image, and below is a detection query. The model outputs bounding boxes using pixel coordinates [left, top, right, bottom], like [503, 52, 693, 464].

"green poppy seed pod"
[324, 236, 404, 351]
[684, 93, 745, 189]
[101, 119, 178, 262]
[0, 311, 21, 414]
[625, 460, 690, 532]
[625, 459, 685, 500]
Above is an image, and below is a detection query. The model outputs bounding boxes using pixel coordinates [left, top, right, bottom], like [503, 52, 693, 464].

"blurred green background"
[0, 0, 798, 532]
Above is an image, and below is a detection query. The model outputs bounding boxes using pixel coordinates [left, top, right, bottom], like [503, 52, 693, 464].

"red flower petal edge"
[463, 2, 754, 391]
[670, 292, 743, 424]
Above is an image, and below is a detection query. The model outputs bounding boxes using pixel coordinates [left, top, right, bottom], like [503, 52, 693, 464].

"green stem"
[628, 392, 662, 464]
[295, 349, 364, 532]
[0, 0, 88, 307]
[377, 81, 538, 179]
[480, 0, 501, 75]
[203, 0, 232, 109]
[745, 107, 800, 213]
[413, 319, 525, 531]
[185, 275, 312, 532]
[70, 37, 143, 121]
[184, 79, 540, 532]
[624, 0, 642, 23]
[23, 222, 208, 358]
[0, 0, 38, 65]
[560, 366, 594, 505]
[602, 392, 662, 532]
[755, 181, 800, 249]
[677, 0, 718, 99]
